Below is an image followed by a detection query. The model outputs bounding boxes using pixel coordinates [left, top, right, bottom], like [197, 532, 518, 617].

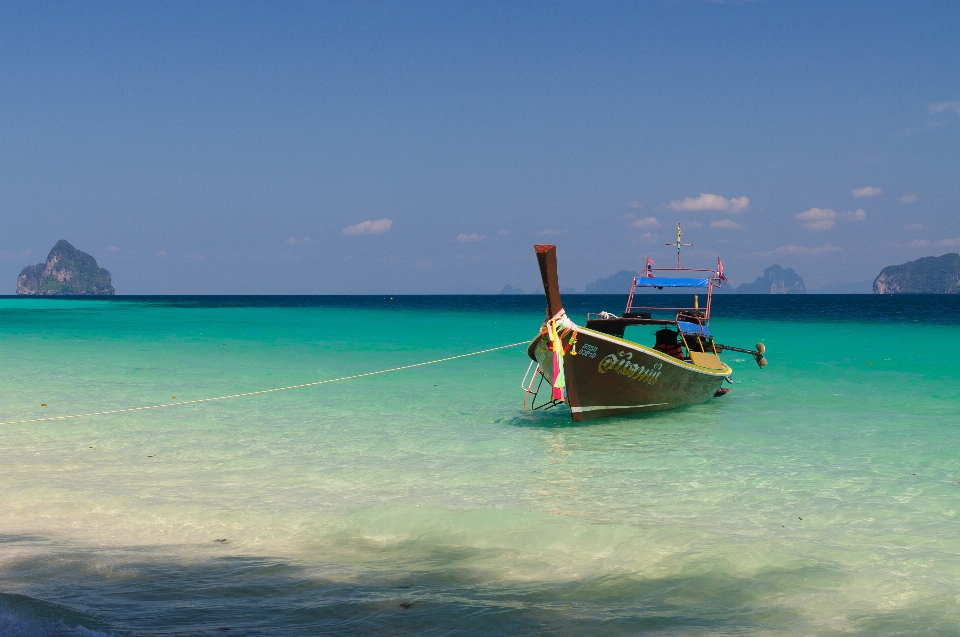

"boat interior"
[584, 309, 724, 368]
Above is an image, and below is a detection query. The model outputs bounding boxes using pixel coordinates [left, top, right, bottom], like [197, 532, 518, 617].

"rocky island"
[873, 253, 960, 294]
[585, 270, 639, 294]
[17, 240, 115, 295]
[735, 264, 806, 294]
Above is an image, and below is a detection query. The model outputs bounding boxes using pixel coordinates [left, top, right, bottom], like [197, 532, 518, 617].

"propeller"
[715, 342, 768, 368]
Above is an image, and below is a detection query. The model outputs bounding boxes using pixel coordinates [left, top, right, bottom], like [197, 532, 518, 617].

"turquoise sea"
[1, 295, 959, 636]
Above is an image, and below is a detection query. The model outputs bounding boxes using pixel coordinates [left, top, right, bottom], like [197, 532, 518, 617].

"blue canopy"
[677, 321, 712, 337]
[633, 277, 710, 288]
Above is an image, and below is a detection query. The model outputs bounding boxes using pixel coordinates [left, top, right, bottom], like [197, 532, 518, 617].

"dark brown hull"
[529, 325, 730, 422]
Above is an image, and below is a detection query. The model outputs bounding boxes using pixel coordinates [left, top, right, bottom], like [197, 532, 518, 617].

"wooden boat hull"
[528, 325, 730, 422]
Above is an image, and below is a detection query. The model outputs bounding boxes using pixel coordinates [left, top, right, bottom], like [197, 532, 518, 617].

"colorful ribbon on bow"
[544, 310, 573, 402]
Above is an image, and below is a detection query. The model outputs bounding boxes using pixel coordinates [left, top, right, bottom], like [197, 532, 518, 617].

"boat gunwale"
[531, 321, 733, 376]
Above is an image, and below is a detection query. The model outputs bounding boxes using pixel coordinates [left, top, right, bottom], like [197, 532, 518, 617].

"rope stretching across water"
[1, 340, 530, 426]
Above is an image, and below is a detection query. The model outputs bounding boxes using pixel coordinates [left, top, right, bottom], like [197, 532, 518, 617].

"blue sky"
[2, 1, 958, 293]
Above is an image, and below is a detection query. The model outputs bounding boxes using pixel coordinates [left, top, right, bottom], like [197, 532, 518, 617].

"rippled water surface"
[2, 295, 959, 636]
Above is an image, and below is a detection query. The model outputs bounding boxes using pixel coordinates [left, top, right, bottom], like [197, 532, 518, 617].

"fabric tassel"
[549, 317, 566, 401]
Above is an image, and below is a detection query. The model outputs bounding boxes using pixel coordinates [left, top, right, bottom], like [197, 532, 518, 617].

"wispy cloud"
[627, 200, 643, 209]
[851, 186, 882, 198]
[102, 245, 122, 253]
[710, 219, 741, 229]
[903, 223, 923, 230]
[664, 193, 749, 213]
[795, 207, 837, 230]
[908, 239, 930, 247]
[286, 236, 311, 245]
[343, 218, 393, 236]
[898, 194, 917, 203]
[771, 244, 842, 255]
[456, 233, 485, 242]
[928, 101, 960, 115]
[631, 217, 661, 229]
[939, 238, 960, 246]
[536, 229, 569, 236]
[1, 249, 33, 260]
[497, 229, 509, 236]
[843, 208, 867, 221]
[155, 250, 169, 257]
[184, 252, 205, 261]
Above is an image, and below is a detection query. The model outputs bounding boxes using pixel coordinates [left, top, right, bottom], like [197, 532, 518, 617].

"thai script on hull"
[597, 351, 663, 385]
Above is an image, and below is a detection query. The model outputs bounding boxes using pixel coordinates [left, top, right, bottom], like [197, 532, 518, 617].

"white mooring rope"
[1, 341, 529, 426]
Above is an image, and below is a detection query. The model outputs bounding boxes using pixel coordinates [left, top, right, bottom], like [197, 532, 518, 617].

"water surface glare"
[2, 295, 959, 635]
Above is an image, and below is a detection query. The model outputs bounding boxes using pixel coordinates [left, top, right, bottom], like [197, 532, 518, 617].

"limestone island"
[873, 253, 960, 294]
[17, 240, 115, 295]
[735, 264, 806, 294]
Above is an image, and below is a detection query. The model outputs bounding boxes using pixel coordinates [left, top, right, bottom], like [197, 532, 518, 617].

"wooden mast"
[534, 244, 563, 317]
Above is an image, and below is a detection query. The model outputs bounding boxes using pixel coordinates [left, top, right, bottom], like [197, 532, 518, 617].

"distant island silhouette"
[582, 266, 807, 295]
[735, 265, 806, 294]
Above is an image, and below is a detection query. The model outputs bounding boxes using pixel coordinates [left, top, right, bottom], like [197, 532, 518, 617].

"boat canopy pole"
[535, 244, 564, 318]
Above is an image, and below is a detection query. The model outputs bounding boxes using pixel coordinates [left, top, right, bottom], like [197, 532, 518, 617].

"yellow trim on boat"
[575, 324, 733, 376]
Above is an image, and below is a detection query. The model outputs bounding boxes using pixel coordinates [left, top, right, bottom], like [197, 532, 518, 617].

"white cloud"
[928, 102, 960, 115]
[710, 219, 741, 229]
[497, 229, 509, 236]
[627, 200, 643, 209]
[155, 250, 169, 257]
[639, 232, 656, 240]
[795, 207, 837, 230]
[843, 208, 867, 221]
[909, 239, 931, 247]
[939, 238, 960, 246]
[457, 233, 485, 242]
[773, 244, 842, 255]
[2, 249, 34, 260]
[898, 194, 918, 203]
[536, 229, 569, 236]
[665, 193, 749, 213]
[103, 245, 122, 253]
[343, 218, 393, 236]
[286, 236, 311, 245]
[631, 217, 661, 229]
[851, 186, 882, 198]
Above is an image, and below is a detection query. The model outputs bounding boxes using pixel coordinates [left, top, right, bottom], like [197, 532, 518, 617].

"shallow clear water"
[1, 295, 959, 636]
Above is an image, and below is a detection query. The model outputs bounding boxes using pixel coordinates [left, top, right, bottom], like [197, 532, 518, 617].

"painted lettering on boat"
[597, 351, 662, 385]
[578, 344, 598, 359]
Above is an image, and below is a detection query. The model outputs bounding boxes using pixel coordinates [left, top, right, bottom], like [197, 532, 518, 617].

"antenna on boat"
[666, 223, 692, 268]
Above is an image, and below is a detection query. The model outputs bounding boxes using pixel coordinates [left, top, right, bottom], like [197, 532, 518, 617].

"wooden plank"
[689, 351, 726, 370]
[534, 244, 564, 318]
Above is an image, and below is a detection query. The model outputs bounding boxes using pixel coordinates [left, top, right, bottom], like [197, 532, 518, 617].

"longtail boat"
[522, 230, 767, 422]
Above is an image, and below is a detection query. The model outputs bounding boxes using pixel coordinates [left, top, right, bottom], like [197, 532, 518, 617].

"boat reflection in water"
[522, 234, 767, 422]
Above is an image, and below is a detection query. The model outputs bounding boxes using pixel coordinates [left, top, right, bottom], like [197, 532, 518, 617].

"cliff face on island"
[873, 253, 960, 294]
[17, 240, 115, 295]
[736, 264, 806, 294]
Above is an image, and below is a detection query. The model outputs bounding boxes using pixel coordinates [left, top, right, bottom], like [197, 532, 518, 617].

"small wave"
[0, 596, 113, 637]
